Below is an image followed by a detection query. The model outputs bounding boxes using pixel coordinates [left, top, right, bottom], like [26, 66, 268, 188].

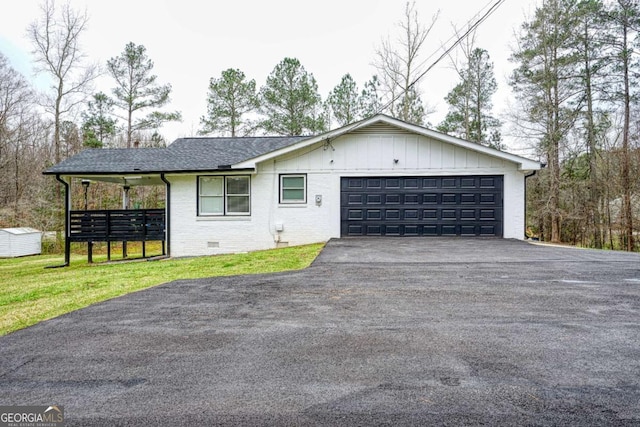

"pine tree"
[438, 48, 502, 148]
[199, 68, 259, 137]
[510, 0, 582, 243]
[259, 57, 326, 135]
[81, 92, 117, 148]
[603, 0, 639, 251]
[327, 74, 362, 127]
[107, 42, 181, 147]
[360, 76, 382, 119]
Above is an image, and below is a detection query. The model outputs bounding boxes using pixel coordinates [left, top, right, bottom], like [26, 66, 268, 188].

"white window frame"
[280, 174, 307, 204]
[198, 175, 251, 216]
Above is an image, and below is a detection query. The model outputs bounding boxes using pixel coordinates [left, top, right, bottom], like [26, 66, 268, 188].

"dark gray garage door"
[340, 176, 503, 237]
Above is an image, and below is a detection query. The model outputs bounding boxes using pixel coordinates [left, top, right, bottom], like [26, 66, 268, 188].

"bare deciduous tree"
[28, 0, 98, 164]
[373, 1, 438, 125]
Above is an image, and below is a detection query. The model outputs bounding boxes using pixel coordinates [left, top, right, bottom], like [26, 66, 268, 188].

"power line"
[376, 0, 508, 116]
[413, 0, 505, 75]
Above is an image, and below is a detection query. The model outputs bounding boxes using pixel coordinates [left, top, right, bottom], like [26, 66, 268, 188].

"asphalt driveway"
[1, 238, 639, 426]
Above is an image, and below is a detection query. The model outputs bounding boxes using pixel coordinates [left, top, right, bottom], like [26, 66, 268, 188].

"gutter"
[524, 170, 538, 239]
[160, 174, 171, 258]
[42, 168, 256, 176]
[47, 175, 70, 268]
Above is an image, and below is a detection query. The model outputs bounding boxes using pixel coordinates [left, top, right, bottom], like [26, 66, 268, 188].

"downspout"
[524, 170, 537, 239]
[160, 173, 171, 257]
[49, 174, 70, 267]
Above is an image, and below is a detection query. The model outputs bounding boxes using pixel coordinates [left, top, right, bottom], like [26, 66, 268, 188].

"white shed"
[0, 228, 42, 257]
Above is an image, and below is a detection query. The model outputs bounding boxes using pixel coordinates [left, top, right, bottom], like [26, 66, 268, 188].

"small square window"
[280, 174, 306, 204]
[198, 175, 250, 216]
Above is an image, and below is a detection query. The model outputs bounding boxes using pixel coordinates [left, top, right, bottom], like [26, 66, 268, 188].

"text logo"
[0, 406, 64, 427]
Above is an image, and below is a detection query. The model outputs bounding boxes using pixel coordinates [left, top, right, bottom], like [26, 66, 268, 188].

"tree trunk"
[550, 47, 562, 244]
[583, 18, 602, 249]
[621, 18, 634, 251]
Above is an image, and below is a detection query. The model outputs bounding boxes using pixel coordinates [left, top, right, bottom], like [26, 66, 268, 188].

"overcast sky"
[0, 0, 537, 151]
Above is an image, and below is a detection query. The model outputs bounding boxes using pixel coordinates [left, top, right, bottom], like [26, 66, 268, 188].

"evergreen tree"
[510, 0, 583, 243]
[575, 0, 608, 248]
[403, 87, 426, 126]
[360, 76, 382, 119]
[199, 68, 259, 137]
[107, 42, 181, 147]
[259, 57, 326, 135]
[326, 74, 362, 127]
[81, 92, 117, 148]
[602, 0, 639, 251]
[438, 48, 502, 148]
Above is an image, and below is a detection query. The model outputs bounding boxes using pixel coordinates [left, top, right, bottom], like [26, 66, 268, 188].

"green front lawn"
[0, 243, 324, 336]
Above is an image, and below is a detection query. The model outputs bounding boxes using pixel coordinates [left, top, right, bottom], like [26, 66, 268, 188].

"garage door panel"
[461, 209, 477, 220]
[386, 194, 401, 204]
[404, 178, 419, 188]
[384, 178, 400, 189]
[480, 177, 498, 188]
[341, 176, 503, 237]
[460, 177, 476, 188]
[404, 194, 420, 204]
[366, 225, 382, 235]
[346, 209, 363, 220]
[403, 209, 419, 220]
[441, 225, 457, 235]
[404, 225, 419, 235]
[442, 194, 457, 204]
[385, 225, 401, 235]
[423, 178, 438, 188]
[480, 193, 497, 204]
[386, 209, 401, 220]
[423, 193, 438, 204]
[442, 178, 457, 188]
[366, 194, 382, 204]
[343, 178, 364, 190]
[423, 209, 438, 219]
[480, 225, 498, 235]
[461, 193, 476, 204]
[366, 210, 382, 220]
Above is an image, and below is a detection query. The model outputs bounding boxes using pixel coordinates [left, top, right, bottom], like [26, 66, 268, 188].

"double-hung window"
[280, 174, 307, 204]
[199, 175, 250, 216]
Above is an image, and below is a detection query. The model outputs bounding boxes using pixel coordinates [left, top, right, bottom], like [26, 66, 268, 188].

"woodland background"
[1, 0, 638, 251]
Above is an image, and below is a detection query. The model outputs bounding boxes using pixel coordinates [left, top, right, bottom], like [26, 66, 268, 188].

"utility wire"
[375, 0, 508, 116]
[413, 0, 504, 76]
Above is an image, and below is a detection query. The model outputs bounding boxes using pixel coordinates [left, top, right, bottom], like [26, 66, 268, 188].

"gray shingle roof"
[44, 136, 309, 175]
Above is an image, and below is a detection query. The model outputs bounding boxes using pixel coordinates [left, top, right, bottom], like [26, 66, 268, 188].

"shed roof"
[0, 227, 40, 235]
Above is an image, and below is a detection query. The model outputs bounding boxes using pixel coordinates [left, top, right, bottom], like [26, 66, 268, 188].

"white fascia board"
[233, 114, 542, 171]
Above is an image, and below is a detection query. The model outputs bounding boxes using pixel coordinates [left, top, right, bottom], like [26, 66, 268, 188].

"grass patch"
[0, 243, 324, 336]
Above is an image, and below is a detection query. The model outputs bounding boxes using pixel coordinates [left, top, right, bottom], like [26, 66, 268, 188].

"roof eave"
[43, 167, 256, 176]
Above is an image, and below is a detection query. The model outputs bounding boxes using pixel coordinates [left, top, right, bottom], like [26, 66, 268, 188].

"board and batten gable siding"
[167, 126, 527, 256]
[274, 131, 511, 172]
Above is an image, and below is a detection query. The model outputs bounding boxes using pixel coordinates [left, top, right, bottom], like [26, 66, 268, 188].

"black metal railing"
[69, 209, 165, 242]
